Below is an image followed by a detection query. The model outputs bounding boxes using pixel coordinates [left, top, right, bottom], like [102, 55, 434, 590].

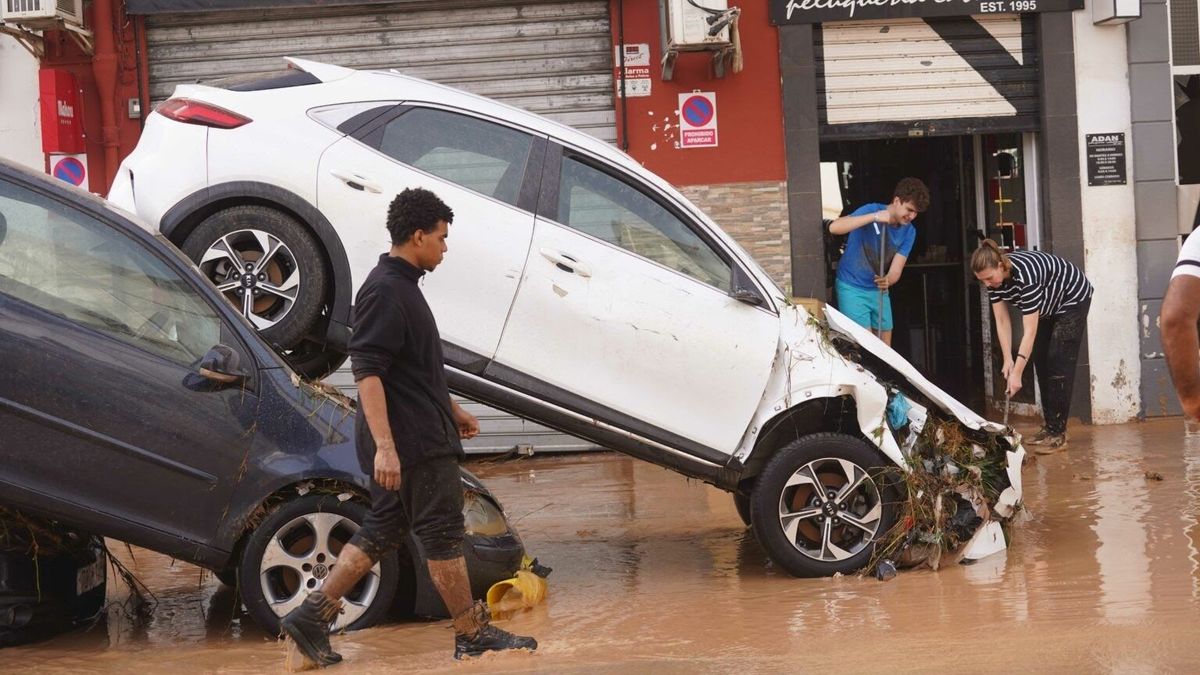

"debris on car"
[815, 311, 1027, 574]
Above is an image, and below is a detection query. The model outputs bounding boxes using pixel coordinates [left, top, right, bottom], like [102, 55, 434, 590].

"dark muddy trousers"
[1031, 298, 1091, 435]
[347, 414, 465, 562]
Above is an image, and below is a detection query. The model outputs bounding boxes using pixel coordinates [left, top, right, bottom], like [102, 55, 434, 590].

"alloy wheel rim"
[259, 512, 380, 631]
[777, 457, 884, 562]
[200, 229, 300, 329]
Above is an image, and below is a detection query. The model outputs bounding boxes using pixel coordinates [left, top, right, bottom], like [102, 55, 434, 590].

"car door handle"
[329, 169, 382, 194]
[539, 248, 591, 277]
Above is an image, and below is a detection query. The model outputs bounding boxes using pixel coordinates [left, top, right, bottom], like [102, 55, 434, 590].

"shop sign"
[769, 0, 1083, 24]
[678, 92, 718, 148]
[39, 69, 85, 155]
[614, 43, 652, 98]
[1085, 133, 1126, 186]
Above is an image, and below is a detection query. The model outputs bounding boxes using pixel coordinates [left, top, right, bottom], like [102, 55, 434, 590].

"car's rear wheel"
[183, 206, 328, 359]
[750, 433, 898, 577]
[238, 495, 400, 635]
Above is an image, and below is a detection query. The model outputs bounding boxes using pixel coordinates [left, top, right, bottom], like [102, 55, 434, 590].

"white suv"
[110, 58, 1024, 577]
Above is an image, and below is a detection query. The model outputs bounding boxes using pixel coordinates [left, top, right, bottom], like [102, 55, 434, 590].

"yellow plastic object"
[486, 569, 548, 619]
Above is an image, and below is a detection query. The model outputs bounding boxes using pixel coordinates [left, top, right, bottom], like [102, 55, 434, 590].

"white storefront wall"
[1073, 2, 1141, 423]
[0, 36, 42, 170]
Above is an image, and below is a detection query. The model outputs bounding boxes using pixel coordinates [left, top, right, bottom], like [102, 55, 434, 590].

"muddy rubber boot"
[281, 591, 344, 669]
[452, 600, 537, 660]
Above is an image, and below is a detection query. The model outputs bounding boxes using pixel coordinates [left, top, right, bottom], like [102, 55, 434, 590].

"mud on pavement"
[5, 418, 1200, 674]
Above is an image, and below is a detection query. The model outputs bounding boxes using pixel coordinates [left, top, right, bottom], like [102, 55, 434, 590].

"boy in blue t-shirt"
[829, 177, 930, 346]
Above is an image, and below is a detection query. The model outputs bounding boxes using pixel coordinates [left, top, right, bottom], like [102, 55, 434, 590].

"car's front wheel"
[238, 495, 400, 635]
[183, 206, 329, 362]
[750, 433, 898, 577]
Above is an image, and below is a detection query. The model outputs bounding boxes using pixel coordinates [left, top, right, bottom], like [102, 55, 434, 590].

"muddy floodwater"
[7, 418, 1200, 673]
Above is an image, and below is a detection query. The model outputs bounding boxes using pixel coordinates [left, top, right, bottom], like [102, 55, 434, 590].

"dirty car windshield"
[0, 180, 220, 367]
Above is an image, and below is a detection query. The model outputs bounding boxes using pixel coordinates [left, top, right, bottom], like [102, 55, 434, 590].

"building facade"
[3, 0, 1192, 426]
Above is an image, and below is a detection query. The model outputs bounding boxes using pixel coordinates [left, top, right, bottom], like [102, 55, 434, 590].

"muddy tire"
[283, 340, 349, 381]
[183, 206, 328, 353]
[750, 433, 898, 577]
[238, 495, 400, 635]
[733, 491, 752, 527]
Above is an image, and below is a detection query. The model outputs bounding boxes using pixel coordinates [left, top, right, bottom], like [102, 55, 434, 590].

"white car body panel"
[494, 217, 779, 453]
[315, 134, 536, 360]
[108, 114, 208, 227]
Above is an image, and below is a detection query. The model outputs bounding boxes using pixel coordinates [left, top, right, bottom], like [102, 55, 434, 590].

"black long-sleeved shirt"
[349, 254, 463, 465]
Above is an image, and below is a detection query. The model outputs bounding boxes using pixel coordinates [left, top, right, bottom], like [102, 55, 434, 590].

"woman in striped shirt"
[971, 239, 1094, 452]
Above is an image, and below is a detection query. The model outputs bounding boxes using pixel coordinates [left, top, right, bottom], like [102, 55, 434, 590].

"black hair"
[386, 187, 454, 245]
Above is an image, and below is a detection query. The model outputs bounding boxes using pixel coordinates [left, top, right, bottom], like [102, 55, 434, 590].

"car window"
[377, 108, 533, 207]
[0, 179, 221, 366]
[556, 156, 731, 290]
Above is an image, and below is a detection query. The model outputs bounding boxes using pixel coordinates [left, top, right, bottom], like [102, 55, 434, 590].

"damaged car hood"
[824, 306, 1006, 436]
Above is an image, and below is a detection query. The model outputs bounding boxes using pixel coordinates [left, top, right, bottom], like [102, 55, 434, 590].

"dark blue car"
[0, 157, 523, 639]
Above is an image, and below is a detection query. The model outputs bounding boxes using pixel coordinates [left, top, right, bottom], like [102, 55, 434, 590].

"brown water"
[7, 418, 1200, 673]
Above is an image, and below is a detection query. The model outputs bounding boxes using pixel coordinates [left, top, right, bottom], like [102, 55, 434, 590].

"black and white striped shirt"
[986, 250, 1093, 316]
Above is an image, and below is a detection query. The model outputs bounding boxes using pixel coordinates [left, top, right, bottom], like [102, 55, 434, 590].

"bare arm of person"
[359, 375, 401, 490]
[1007, 312, 1040, 396]
[992, 300, 1014, 379]
[1163, 275, 1200, 420]
[828, 209, 891, 235]
[876, 253, 908, 289]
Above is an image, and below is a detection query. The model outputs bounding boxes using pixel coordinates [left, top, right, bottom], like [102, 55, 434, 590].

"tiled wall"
[680, 181, 793, 294]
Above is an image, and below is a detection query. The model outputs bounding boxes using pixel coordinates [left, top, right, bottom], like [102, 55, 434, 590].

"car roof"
[0, 157, 152, 239]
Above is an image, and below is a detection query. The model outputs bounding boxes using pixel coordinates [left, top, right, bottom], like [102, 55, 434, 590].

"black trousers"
[1031, 298, 1091, 435]
[347, 414, 465, 561]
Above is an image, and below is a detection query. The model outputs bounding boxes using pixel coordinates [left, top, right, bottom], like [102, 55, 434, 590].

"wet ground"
[6, 418, 1200, 673]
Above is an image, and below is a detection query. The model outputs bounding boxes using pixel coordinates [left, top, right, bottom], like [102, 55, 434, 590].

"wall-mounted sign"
[39, 69, 85, 155]
[769, 0, 1083, 24]
[678, 92, 718, 148]
[614, 43, 652, 98]
[1085, 133, 1126, 186]
[50, 154, 88, 190]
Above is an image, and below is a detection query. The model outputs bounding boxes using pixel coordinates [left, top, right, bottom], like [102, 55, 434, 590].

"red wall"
[609, 1, 786, 186]
[39, 4, 145, 194]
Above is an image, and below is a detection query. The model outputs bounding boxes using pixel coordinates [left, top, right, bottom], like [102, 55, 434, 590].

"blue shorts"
[835, 279, 893, 331]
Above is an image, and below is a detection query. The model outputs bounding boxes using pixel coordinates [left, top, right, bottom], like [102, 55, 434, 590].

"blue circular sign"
[53, 157, 86, 186]
[681, 95, 714, 127]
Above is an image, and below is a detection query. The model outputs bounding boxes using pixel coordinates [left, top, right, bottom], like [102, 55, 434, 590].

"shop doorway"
[820, 133, 1040, 414]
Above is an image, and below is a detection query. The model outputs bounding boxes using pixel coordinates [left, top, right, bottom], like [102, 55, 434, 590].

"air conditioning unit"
[1, 0, 83, 29]
[665, 0, 732, 47]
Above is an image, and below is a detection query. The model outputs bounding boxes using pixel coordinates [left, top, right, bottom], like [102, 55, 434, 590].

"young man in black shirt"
[281, 188, 537, 667]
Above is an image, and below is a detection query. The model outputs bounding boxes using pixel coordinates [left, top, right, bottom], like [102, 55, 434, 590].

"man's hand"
[874, 272, 900, 290]
[1001, 355, 1015, 380]
[374, 441, 401, 490]
[451, 400, 480, 440]
[875, 209, 892, 225]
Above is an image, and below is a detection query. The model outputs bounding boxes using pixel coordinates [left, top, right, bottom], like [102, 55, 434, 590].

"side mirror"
[197, 344, 247, 385]
[733, 288, 765, 307]
[731, 266, 766, 307]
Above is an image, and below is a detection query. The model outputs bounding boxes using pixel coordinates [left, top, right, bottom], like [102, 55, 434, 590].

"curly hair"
[386, 187, 454, 245]
[893, 177, 930, 212]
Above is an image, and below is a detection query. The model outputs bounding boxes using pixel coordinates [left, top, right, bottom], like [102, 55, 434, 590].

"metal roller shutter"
[817, 15, 1039, 133]
[145, 0, 616, 142]
[145, 1, 609, 453]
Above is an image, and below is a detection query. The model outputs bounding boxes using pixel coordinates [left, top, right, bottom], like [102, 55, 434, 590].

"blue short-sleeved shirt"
[834, 203, 916, 290]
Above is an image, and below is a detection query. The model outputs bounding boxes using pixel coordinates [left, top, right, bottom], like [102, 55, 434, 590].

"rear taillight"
[156, 98, 251, 129]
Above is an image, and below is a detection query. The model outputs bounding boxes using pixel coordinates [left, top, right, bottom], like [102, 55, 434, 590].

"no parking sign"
[50, 154, 88, 190]
[678, 92, 718, 149]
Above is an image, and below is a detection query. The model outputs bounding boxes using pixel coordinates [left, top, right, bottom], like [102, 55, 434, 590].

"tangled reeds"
[869, 415, 1022, 572]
